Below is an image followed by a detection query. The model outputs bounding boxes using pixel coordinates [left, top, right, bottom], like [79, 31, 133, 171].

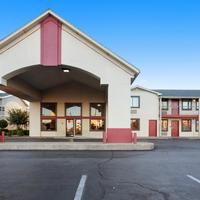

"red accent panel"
[171, 100, 179, 115]
[162, 115, 198, 119]
[149, 120, 157, 137]
[41, 15, 61, 66]
[104, 128, 134, 143]
[41, 116, 105, 120]
[0, 132, 5, 143]
[171, 120, 179, 137]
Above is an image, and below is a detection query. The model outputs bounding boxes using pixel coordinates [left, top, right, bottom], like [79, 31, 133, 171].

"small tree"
[7, 109, 29, 130]
[0, 119, 8, 130]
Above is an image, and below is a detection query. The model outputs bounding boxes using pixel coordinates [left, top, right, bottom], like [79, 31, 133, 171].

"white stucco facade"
[131, 87, 160, 137]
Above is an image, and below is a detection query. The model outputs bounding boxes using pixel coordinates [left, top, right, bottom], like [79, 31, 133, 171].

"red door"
[171, 100, 179, 115]
[171, 120, 179, 137]
[149, 120, 157, 137]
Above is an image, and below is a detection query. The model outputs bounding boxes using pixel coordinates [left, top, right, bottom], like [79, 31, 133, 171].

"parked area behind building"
[0, 93, 28, 120]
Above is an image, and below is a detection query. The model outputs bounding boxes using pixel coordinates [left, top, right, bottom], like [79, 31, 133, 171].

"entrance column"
[29, 102, 40, 137]
[107, 80, 130, 129]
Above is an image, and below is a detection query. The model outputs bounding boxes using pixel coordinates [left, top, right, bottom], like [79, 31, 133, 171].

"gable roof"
[154, 89, 200, 98]
[131, 85, 161, 96]
[0, 10, 140, 76]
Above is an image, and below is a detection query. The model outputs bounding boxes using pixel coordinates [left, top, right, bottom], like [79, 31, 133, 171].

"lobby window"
[90, 103, 105, 131]
[131, 96, 140, 108]
[131, 119, 140, 131]
[65, 103, 81, 116]
[41, 103, 57, 131]
[162, 99, 168, 110]
[162, 119, 168, 131]
[182, 119, 192, 132]
[182, 99, 192, 110]
[196, 120, 199, 132]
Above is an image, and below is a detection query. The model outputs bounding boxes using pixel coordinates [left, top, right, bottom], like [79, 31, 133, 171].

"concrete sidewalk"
[0, 142, 154, 151]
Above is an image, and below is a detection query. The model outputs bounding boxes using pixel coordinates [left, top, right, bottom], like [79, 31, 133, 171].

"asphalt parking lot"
[0, 139, 200, 200]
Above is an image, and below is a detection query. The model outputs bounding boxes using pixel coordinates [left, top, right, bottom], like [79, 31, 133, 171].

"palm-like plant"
[7, 109, 29, 129]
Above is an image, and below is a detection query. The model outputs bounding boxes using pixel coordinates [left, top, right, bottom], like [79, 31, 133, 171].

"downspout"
[159, 95, 162, 137]
[131, 73, 139, 85]
[199, 98, 200, 137]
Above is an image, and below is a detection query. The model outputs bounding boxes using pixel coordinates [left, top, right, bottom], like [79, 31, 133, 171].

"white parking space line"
[74, 175, 87, 200]
[187, 175, 200, 184]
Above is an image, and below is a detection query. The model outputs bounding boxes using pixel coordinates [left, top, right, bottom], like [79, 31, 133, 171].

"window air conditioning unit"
[131, 110, 137, 114]
[161, 132, 167, 136]
[162, 111, 167, 115]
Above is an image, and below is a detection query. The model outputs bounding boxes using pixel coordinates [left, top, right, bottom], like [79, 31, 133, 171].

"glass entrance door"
[65, 103, 82, 137]
[66, 119, 82, 136]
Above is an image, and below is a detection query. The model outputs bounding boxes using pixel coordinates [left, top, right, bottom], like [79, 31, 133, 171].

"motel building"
[131, 86, 200, 138]
[1, 10, 199, 140]
[0, 10, 140, 141]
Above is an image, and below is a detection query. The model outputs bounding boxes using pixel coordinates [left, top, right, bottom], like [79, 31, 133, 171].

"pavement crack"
[97, 151, 114, 180]
[97, 151, 114, 200]
[119, 181, 170, 200]
[0, 195, 5, 200]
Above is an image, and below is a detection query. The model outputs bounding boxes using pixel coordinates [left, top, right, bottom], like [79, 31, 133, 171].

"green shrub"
[16, 129, 24, 136]
[6, 131, 12, 137]
[0, 119, 8, 130]
[7, 130, 16, 136]
[23, 130, 29, 136]
[6, 129, 29, 137]
[7, 109, 29, 129]
[1, 128, 9, 133]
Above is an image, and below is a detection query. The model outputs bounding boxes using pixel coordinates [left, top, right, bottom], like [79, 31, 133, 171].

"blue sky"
[0, 0, 200, 89]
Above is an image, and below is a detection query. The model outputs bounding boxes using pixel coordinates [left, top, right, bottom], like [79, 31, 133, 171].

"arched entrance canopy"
[1, 65, 105, 101]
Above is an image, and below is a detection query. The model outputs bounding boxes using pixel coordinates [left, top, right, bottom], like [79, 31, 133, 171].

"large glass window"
[41, 119, 56, 131]
[162, 119, 168, 131]
[41, 103, 57, 131]
[90, 103, 105, 131]
[162, 100, 168, 110]
[131, 96, 140, 108]
[65, 103, 81, 116]
[90, 103, 105, 117]
[182, 99, 192, 110]
[41, 103, 56, 116]
[182, 119, 192, 132]
[90, 119, 105, 131]
[131, 119, 140, 130]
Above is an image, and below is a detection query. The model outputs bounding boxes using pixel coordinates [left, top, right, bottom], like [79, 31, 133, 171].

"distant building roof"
[0, 92, 9, 98]
[154, 90, 200, 98]
[131, 85, 161, 96]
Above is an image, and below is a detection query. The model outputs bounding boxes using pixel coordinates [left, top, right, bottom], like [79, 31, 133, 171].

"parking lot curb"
[0, 142, 154, 151]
